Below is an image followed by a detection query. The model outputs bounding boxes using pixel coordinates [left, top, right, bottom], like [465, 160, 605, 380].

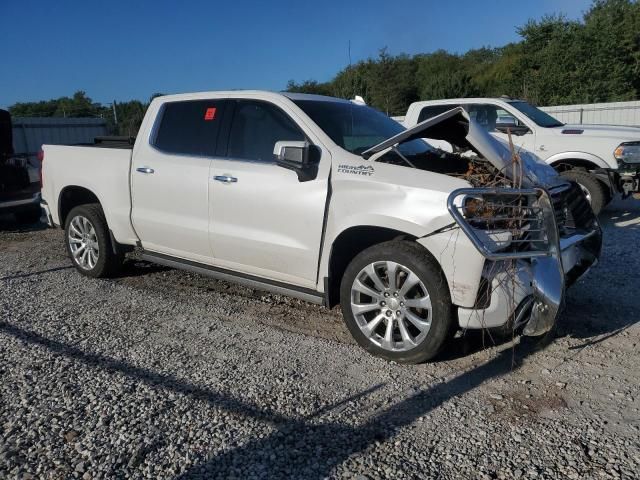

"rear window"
[153, 100, 224, 156]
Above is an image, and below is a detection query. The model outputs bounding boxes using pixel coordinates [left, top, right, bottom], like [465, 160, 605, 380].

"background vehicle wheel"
[14, 206, 42, 224]
[340, 240, 452, 364]
[64, 203, 123, 278]
[560, 170, 607, 215]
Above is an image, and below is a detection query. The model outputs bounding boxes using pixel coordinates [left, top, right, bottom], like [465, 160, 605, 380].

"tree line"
[7, 0, 640, 132]
[287, 0, 640, 115]
[7, 91, 160, 137]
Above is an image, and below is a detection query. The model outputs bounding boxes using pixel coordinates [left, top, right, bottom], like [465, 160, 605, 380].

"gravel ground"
[1, 199, 639, 480]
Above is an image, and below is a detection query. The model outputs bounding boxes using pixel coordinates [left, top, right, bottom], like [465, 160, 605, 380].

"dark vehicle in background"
[0, 109, 42, 224]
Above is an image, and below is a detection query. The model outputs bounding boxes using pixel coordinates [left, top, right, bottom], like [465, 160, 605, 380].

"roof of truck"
[412, 97, 526, 105]
[153, 90, 350, 104]
[281, 92, 351, 103]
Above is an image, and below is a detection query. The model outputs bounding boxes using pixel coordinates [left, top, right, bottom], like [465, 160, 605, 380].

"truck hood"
[552, 123, 640, 140]
[363, 107, 560, 188]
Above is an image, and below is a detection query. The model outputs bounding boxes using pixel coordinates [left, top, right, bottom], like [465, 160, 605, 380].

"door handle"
[213, 175, 238, 184]
[136, 167, 155, 174]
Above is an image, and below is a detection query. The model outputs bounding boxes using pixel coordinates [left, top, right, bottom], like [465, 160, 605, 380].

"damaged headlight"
[614, 142, 640, 165]
[449, 188, 556, 260]
[462, 194, 537, 232]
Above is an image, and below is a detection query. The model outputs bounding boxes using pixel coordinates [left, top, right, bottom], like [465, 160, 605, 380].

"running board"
[140, 251, 325, 305]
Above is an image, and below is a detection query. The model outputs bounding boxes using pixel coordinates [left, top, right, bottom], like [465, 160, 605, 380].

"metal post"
[579, 107, 583, 124]
[112, 101, 118, 125]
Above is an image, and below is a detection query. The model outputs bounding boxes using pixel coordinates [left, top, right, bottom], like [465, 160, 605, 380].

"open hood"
[361, 107, 558, 187]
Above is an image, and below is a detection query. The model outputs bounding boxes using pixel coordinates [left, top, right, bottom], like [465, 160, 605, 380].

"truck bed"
[74, 136, 135, 150]
[41, 144, 138, 245]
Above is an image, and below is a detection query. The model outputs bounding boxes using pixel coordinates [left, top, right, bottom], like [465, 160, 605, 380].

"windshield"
[293, 99, 432, 157]
[508, 101, 564, 128]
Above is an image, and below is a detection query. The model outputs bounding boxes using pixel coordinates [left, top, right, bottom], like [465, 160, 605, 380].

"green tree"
[286, 0, 640, 111]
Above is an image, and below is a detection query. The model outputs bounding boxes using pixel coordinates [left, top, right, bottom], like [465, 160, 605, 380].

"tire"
[14, 206, 42, 224]
[64, 203, 123, 278]
[339, 240, 453, 364]
[559, 170, 607, 215]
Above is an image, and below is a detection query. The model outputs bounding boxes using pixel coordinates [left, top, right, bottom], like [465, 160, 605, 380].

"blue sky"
[1, 0, 592, 109]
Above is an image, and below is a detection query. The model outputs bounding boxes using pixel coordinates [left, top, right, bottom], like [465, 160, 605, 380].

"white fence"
[12, 117, 108, 158]
[540, 100, 640, 126]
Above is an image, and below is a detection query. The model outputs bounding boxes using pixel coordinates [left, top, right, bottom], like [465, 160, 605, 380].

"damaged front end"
[448, 184, 601, 336]
[363, 107, 601, 336]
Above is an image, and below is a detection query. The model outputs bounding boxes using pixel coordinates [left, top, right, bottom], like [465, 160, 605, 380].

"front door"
[131, 99, 226, 263]
[467, 103, 536, 155]
[209, 100, 329, 288]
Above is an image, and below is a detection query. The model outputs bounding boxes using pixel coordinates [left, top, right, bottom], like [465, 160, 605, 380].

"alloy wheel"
[350, 261, 432, 352]
[68, 215, 100, 270]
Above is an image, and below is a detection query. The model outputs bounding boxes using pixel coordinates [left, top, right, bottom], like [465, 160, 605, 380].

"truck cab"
[404, 97, 640, 214]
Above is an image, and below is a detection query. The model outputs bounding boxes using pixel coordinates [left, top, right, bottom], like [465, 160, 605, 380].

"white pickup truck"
[40, 91, 601, 363]
[404, 97, 640, 214]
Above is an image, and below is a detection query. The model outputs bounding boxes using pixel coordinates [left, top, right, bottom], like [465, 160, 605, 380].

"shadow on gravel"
[0, 215, 47, 233]
[554, 201, 640, 343]
[0, 320, 548, 479]
[116, 259, 172, 278]
[0, 265, 72, 281]
[175, 337, 548, 479]
[435, 330, 513, 363]
[0, 322, 290, 425]
[600, 198, 640, 231]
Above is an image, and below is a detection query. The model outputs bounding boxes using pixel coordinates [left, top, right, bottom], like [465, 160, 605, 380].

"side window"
[417, 104, 459, 123]
[153, 100, 224, 156]
[227, 101, 305, 162]
[467, 104, 520, 132]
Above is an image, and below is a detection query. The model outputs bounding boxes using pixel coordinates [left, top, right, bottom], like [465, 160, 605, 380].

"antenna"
[348, 39, 358, 99]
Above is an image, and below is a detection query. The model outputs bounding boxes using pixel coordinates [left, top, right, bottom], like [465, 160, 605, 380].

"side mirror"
[273, 141, 320, 181]
[495, 124, 531, 136]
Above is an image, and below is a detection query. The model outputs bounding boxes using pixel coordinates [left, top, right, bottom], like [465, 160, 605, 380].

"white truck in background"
[40, 91, 601, 363]
[404, 97, 640, 214]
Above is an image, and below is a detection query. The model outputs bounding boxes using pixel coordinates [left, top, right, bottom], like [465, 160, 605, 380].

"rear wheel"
[340, 241, 452, 364]
[560, 169, 607, 215]
[64, 204, 123, 278]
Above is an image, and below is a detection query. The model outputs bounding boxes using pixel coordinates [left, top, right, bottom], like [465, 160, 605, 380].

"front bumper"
[450, 184, 601, 335]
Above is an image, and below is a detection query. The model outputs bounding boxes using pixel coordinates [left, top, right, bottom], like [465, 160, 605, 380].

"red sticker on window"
[204, 107, 216, 120]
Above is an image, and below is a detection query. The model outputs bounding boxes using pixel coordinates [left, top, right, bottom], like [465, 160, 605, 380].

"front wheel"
[340, 241, 453, 364]
[560, 170, 607, 215]
[64, 204, 123, 278]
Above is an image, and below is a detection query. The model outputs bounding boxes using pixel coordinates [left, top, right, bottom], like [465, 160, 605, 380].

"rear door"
[209, 99, 329, 288]
[131, 99, 226, 263]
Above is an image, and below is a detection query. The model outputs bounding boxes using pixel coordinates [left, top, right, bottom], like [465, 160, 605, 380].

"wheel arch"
[546, 152, 610, 171]
[325, 225, 445, 308]
[58, 185, 102, 227]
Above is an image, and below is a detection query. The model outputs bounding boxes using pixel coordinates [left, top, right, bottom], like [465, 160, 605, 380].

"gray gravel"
[1, 199, 639, 479]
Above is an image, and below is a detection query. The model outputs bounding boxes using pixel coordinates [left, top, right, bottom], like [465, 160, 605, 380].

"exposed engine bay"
[363, 107, 557, 190]
[377, 146, 513, 188]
